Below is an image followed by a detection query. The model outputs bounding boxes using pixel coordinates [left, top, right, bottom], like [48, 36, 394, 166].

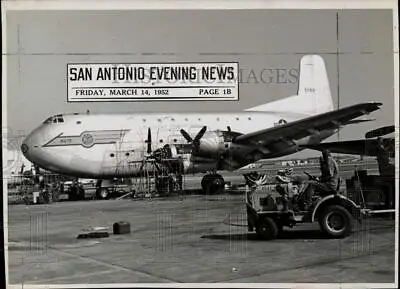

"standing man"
[376, 137, 394, 176]
[319, 150, 339, 192]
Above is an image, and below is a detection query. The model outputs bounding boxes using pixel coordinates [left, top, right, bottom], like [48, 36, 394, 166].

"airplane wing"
[233, 102, 382, 146]
[300, 138, 394, 157]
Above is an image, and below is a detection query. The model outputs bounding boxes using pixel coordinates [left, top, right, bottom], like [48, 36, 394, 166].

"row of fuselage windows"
[140, 116, 253, 122]
[76, 116, 254, 126]
[110, 152, 131, 158]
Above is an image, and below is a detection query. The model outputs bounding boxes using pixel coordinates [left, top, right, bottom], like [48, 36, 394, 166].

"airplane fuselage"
[22, 111, 335, 178]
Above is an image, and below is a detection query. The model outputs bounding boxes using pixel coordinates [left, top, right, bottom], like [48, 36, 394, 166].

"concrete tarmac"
[7, 192, 395, 284]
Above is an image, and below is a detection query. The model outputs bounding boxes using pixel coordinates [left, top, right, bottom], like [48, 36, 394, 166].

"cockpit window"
[43, 114, 64, 124]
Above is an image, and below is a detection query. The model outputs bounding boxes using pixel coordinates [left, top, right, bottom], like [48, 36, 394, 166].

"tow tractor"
[246, 171, 364, 240]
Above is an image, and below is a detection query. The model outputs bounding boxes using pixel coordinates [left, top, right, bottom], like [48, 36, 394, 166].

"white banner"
[67, 63, 239, 102]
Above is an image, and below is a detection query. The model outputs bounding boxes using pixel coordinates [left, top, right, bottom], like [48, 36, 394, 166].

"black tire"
[204, 175, 225, 195]
[97, 188, 109, 200]
[204, 182, 214, 195]
[256, 217, 279, 240]
[318, 205, 353, 238]
[201, 174, 211, 192]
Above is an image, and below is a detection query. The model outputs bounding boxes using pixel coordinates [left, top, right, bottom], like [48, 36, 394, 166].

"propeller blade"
[193, 126, 207, 143]
[365, 125, 395, 139]
[146, 128, 152, 154]
[180, 126, 207, 155]
[180, 129, 193, 143]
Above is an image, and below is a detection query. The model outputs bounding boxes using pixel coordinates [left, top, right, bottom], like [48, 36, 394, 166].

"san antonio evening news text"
[69, 66, 236, 82]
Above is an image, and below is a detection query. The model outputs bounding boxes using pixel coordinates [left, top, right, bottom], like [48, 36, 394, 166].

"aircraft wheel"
[203, 174, 225, 195]
[318, 205, 352, 238]
[97, 188, 109, 200]
[256, 217, 279, 240]
[201, 174, 211, 192]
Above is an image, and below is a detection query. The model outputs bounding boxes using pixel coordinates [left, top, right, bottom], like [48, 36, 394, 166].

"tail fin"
[246, 55, 334, 115]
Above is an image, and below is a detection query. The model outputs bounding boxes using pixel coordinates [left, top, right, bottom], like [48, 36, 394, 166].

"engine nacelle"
[195, 131, 226, 158]
[195, 130, 256, 166]
[156, 130, 261, 172]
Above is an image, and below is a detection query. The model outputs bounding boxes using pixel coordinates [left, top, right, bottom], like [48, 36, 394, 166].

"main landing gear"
[201, 172, 225, 195]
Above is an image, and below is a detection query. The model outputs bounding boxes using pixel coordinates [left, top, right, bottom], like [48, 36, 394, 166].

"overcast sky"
[5, 9, 395, 158]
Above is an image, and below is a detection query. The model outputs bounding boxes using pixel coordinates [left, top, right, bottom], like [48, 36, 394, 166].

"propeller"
[145, 127, 152, 154]
[20, 163, 25, 174]
[180, 126, 207, 153]
[365, 125, 395, 139]
[139, 127, 153, 174]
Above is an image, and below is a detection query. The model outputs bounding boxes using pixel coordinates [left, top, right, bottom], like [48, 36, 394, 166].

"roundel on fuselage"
[81, 133, 94, 148]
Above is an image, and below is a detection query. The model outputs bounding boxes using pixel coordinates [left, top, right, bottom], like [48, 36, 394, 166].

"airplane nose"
[21, 134, 34, 161]
[21, 122, 63, 171]
[21, 126, 45, 161]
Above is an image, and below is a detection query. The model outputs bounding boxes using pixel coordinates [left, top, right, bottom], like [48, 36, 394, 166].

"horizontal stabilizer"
[365, 125, 395, 139]
[300, 138, 394, 157]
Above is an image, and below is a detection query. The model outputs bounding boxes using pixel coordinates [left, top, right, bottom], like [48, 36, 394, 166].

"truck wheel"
[97, 188, 109, 200]
[256, 217, 279, 240]
[319, 205, 352, 238]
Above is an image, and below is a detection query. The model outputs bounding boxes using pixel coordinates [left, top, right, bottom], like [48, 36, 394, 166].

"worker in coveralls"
[375, 137, 395, 208]
[376, 137, 394, 176]
[302, 150, 339, 209]
[275, 168, 293, 211]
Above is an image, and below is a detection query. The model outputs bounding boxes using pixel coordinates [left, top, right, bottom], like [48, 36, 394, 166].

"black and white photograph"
[2, 0, 398, 287]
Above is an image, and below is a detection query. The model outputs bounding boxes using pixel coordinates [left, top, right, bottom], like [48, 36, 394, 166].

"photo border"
[2, 1, 398, 288]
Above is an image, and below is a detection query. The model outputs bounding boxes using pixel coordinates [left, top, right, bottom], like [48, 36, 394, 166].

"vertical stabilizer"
[246, 55, 334, 115]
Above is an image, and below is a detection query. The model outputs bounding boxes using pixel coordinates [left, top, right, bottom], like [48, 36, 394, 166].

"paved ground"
[7, 192, 395, 285]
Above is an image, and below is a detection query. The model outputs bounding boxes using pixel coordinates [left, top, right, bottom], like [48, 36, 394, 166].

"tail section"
[246, 55, 334, 115]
